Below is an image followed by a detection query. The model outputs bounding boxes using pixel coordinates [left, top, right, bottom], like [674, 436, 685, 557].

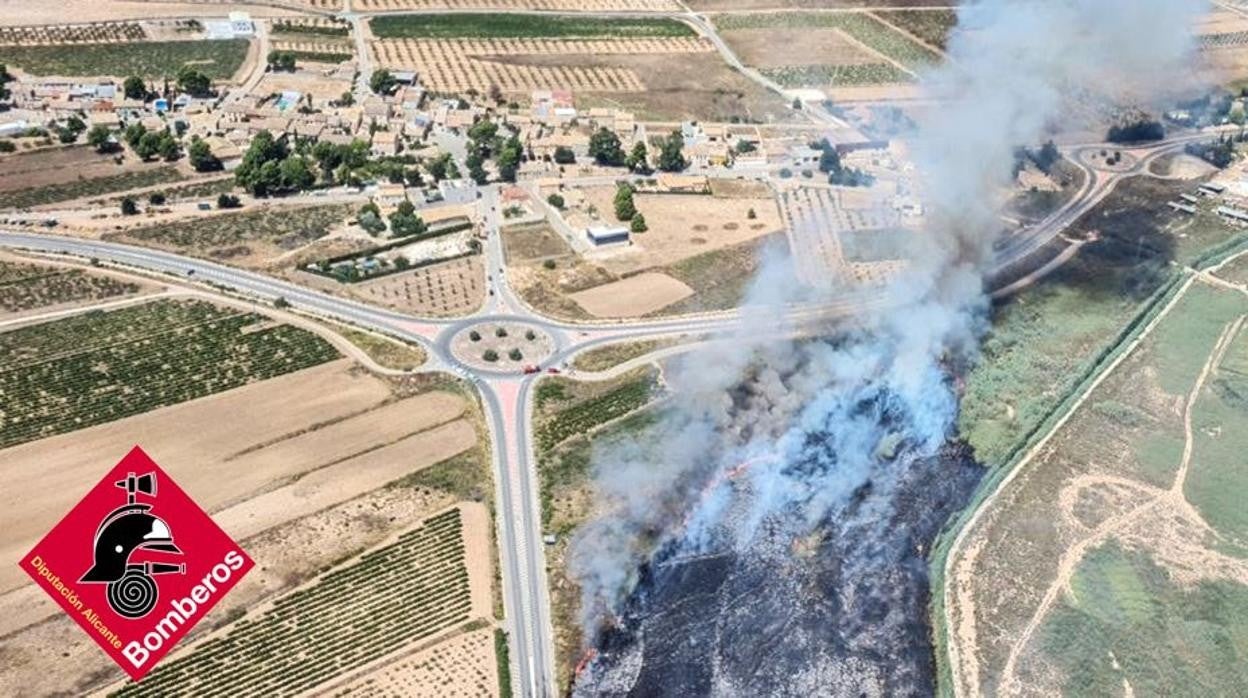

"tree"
[792, 97, 802, 110]
[149, 192, 167, 205]
[614, 182, 636, 221]
[359, 209, 386, 235]
[496, 326, 508, 338]
[274, 297, 291, 309]
[626, 141, 649, 173]
[338, 90, 355, 106]
[483, 349, 499, 362]
[542, 259, 556, 270]
[279, 155, 315, 190]
[135, 130, 163, 160]
[187, 136, 222, 172]
[588, 128, 625, 166]
[217, 193, 242, 209]
[1034, 140, 1060, 173]
[630, 212, 648, 233]
[156, 131, 180, 161]
[546, 193, 565, 209]
[747, 207, 757, 220]
[497, 135, 522, 183]
[509, 348, 523, 361]
[0, 64, 12, 103]
[488, 83, 504, 104]
[427, 152, 453, 181]
[467, 119, 498, 145]
[235, 130, 296, 195]
[369, 69, 396, 95]
[124, 122, 147, 148]
[389, 199, 427, 237]
[816, 139, 841, 174]
[176, 66, 212, 97]
[553, 146, 576, 165]
[657, 129, 687, 172]
[120, 197, 139, 215]
[123, 76, 146, 100]
[267, 50, 296, 72]
[466, 151, 488, 184]
[469, 330, 482, 341]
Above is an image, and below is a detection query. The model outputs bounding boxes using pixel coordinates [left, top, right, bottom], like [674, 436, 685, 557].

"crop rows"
[1200, 31, 1248, 49]
[370, 13, 694, 39]
[0, 262, 139, 315]
[0, 299, 339, 449]
[113, 508, 472, 698]
[5, 167, 186, 211]
[537, 375, 656, 452]
[714, 12, 939, 72]
[371, 38, 711, 93]
[271, 18, 351, 37]
[762, 62, 910, 87]
[358, 0, 678, 11]
[875, 9, 958, 50]
[269, 41, 354, 62]
[0, 39, 249, 79]
[0, 21, 146, 46]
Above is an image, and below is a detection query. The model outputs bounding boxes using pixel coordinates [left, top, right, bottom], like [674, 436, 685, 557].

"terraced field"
[0, 299, 339, 449]
[0, 259, 140, 315]
[875, 9, 958, 50]
[4, 166, 186, 211]
[112, 507, 472, 697]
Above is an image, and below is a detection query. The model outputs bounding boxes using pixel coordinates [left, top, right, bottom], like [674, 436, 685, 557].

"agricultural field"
[0, 298, 339, 450]
[347, 255, 485, 316]
[944, 277, 1248, 697]
[369, 14, 693, 39]
[112, 506, 488, 697]
[107, 204, 353, 266]
[369, 36, 708, 95]
[502, 222, 574, 264]
[570, 273, 693, 318]
[359, 0, 677, 10]
[0, 145, 188, 210]
[0, 39, 249, 79]
[875, 9, 958, 50]
[535, 367, 659, 454]
[0, 256, 143, 318]
[331, 626, 499, 697]
[0, 21, 147, 46]
[0, 361, 490, 695]
[366, 13, 785, 119]
[715, 12, 940, 90]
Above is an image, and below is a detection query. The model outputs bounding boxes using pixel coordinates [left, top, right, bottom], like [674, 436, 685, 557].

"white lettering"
[122, 641, 149, 668]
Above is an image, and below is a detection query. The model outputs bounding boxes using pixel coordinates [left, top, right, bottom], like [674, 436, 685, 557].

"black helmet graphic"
[79, 472, 185, 618]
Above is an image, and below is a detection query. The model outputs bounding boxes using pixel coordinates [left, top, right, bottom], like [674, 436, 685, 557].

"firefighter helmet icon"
[79, 471, 185, 618]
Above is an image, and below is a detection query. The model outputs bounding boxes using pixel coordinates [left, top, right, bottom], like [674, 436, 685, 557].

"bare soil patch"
[349, 255, 485, 317]
[0, 145, 156, 194]
[570, 271, 693, 317]
[721, 27, 880, 68]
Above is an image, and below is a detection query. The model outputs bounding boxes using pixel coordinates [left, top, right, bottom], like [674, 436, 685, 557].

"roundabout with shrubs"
[447, 318, 558, 373]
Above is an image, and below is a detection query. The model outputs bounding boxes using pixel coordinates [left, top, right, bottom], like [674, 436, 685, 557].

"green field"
[714, 12, 939, 72]
[1042, 542, 1248, 696]
[0, 299, 339, 449]
[113, 508, 472, 697]
[0, 259, 139, 315]
[535, 368, 658, 454]
[876, 9, 958, 50]
[5, 166, 186, 210]
[108, 204, 352, 260]
[370, 14, 694, 39]
[0, 39, 249, 79]
[762, 62, 911, 87]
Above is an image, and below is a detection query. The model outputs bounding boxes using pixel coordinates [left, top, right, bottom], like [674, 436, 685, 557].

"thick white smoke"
[568, 0, 1205, 634]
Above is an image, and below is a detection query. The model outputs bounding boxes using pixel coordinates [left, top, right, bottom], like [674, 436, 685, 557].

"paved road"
[0, 128, 1222, 697]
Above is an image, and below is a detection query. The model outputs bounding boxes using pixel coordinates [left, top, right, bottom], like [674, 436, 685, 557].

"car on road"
[522, 365, 540, 375]
[546, 367, 560, 374]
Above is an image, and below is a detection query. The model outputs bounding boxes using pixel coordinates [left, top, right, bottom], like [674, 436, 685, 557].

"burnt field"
[575, 440, 982, 696]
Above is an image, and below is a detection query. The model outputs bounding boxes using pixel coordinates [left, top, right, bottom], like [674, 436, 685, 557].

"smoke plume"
[568, 0, 1205, 646]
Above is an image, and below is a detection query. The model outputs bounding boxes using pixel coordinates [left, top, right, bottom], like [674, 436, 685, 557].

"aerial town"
[2, 0, 1248, 696]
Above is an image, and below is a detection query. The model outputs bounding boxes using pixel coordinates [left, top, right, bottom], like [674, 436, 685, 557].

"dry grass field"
[945, 277, 1248, 697]
[358, 0, 674, 10]
[569, 271, 692, 317]
[349, 255, 485, 316]
[0, 146, 185, 210]
[330, 626, 500, 698]
[570, 186, 781, 276]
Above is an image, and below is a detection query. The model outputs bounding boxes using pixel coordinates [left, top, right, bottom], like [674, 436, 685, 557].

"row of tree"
[586, 128, 686, 172]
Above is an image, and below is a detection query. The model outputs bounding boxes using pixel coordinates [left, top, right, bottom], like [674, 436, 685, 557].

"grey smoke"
[568, 0, 1205, 637]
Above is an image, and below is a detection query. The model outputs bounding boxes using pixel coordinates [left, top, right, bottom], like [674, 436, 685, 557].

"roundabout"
[444, 316, 560, 374]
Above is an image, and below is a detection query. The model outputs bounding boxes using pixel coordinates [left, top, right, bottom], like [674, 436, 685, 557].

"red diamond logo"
[19, 445, 253, 681]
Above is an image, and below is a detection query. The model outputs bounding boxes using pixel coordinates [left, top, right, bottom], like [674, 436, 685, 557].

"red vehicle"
[546, 367, 561, 374]
[522, 365, 540, 375]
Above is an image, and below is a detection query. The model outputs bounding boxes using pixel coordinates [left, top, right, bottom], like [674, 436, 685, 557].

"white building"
[586, 225, 629, 247]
